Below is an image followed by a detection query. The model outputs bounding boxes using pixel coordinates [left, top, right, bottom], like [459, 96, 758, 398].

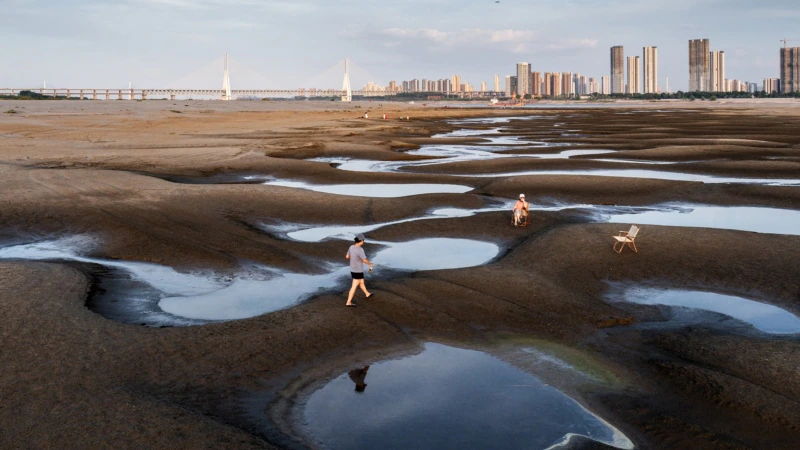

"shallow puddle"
[598, 204, 800, 236]
[284, 205, 510, 243]
[263, 180, 472, 197]
[321, 148, 617, 174]
[611, 287, 800, 334]
[372, 238, 499, 271]
[0, 235, 500, 323]
[432, 127, 502, 138]
[159, 267, 350, 321]
[468, 169, 800, 186]
[302, 343, 633, 450]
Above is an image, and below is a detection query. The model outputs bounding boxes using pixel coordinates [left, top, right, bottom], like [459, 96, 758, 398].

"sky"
[1, 0, 799, 91]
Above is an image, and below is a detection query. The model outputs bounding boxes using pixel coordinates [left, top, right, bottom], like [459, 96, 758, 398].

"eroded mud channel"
[3, 106, 800, 449]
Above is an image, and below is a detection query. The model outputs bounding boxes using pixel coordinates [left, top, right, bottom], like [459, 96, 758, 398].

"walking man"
[346, 233, 374, 307]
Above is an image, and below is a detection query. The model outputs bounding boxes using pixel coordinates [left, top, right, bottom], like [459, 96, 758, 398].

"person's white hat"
[519, 194, 525, 198]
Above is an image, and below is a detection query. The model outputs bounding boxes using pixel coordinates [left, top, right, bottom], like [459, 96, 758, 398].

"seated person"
[513, 194, 529, 223]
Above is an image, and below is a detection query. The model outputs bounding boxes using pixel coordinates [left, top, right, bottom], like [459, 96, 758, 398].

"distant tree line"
[0, 90, 88, 100]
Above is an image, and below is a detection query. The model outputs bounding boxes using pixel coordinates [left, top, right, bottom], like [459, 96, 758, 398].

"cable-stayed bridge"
[0, 55, 503, 101]
[0, 55, 403, 101]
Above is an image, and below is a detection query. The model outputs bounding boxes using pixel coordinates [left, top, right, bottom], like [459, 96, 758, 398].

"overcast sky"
[2, 0, 797, 91]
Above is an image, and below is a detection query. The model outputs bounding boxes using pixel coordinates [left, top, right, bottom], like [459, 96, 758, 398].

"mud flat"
[2, 100, 800, 449]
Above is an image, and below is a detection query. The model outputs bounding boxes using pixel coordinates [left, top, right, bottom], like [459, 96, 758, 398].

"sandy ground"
[1, 98, 800, 449]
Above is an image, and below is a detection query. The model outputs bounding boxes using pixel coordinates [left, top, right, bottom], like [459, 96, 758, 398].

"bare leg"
[346, 279, 360, 305]
[359, 279, 371, 297]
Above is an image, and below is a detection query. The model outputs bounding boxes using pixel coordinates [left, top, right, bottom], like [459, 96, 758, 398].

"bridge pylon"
[341, 58, 352, 102]
[222, 53, 232, 101]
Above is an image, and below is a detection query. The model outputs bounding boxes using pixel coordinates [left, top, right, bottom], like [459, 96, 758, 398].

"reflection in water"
[349, 365, 370, 393]
[303, 343, 634, 450]
[610, 286, 800, 334]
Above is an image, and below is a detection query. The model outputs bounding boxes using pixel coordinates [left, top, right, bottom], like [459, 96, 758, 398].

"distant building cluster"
[356, 39, 800, 98]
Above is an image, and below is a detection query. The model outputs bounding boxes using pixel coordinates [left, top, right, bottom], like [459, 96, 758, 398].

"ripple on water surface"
[302, 343, 633, 450]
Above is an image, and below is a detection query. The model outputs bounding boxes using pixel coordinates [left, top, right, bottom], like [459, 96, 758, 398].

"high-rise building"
[689, 39, 710, 91]
[494, 74, 500, 92]
[710, 51, 725, 92]
[780, 47, 800, 93]
[547, 73, 562, 97]
[481, 81, 487, 92]
[764, 78, 780, 93]
[542, 73, 553, 96]
[643, 46, 658, 94]
[611, 46, 625, 94]
[510, 76, 518, 96]
[561, 72, 573, 97]
[626, 56, 640, 94]
[451, 75, 461, 93]
[588, 77, 598, 94]
[531, 72, 542, 96]
[601, 76, 610, 95]
[516, 63, 531, 96]
[505, 75, 512, 96]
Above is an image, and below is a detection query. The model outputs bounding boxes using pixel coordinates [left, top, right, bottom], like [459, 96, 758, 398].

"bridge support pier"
[66, 89, 70, 99]
[130, 89, 134, 100]
[92, 90, 97, 100]
[170, 94, 176, 101]
[118, 90, 123, 100]
[80, 90, 84, 100]
[105, 90, 110, 100]
[142, 90, 147, 100]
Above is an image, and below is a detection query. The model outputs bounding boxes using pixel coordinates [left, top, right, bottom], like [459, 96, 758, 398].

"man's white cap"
[519, 193, 525, 198]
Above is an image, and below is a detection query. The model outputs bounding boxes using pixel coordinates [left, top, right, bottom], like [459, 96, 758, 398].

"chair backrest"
[628, 225, 640, 238]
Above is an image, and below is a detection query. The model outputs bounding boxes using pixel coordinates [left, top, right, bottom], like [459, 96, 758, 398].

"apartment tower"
[764, 78, 780, 94]
[561, 72, 573, 97]
[516, 63, 531, 96]
[610, 46, 625, 94]
[531, 72, 542, 96]
[643, 46, 658, 94]
[710, 51, 726, 92]
[689, 39, 710, 91]
[626, 56, 641, 94]
[780, 47, 800, 93]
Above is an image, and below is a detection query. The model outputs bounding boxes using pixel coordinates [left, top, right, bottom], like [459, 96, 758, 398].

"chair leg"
[613, 241, 621, 253]
[630, 240, 638, 253]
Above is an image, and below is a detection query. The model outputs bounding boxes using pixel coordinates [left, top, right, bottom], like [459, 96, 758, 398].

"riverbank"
[1, 99, 799, 449]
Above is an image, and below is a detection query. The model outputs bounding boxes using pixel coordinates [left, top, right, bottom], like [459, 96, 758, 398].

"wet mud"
[1, 101, 800, 449]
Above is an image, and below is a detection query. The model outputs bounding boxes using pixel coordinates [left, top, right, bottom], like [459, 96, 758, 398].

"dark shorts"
[351, 272, 364, 280]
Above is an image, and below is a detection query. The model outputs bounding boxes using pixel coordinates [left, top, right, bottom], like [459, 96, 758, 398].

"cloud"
[127, 0, 317, 12]
[377, 27, 597, 53]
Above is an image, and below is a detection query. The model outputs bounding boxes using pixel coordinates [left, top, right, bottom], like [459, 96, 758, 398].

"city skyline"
[1, 0, 799, 91]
